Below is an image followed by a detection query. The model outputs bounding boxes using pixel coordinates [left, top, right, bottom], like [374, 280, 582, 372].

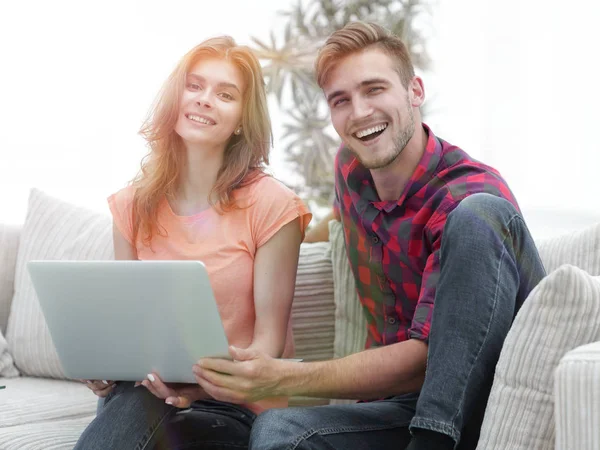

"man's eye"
[369, 87, 383, 94]
[333, 98, 347, 107]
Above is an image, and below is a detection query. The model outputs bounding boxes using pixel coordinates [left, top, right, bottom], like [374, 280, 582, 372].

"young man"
[192, 22, 546, 450]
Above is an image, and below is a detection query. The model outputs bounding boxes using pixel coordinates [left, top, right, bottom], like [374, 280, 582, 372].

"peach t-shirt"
[107, 174, 311, 412]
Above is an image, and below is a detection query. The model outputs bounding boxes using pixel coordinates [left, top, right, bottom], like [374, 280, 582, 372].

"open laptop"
[27, 260, 230, 383]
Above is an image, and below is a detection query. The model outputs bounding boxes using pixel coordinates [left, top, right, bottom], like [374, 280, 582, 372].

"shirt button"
[387, 317, 396, 325]
[371, 235, 380, 244]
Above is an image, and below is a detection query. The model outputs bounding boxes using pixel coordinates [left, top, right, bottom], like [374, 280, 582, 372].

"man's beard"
[349, 107, 415, 170]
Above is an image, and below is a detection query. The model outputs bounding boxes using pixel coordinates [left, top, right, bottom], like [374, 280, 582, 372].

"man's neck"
[370, 125, 427, 202]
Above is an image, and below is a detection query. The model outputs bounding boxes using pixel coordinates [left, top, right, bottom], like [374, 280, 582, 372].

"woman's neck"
[171, 145, 225, 216]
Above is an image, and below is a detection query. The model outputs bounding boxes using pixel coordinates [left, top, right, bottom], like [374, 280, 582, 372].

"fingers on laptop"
[142, 372, 169, 399]
[81, 379, 116, 397]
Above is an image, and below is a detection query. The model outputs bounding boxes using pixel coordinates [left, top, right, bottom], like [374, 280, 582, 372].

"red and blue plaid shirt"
[334, 124, 519, 349]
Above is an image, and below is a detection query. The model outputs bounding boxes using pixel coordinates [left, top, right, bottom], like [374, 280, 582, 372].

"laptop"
[27, 260, 230, 383]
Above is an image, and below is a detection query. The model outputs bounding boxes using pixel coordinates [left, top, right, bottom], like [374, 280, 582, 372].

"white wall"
[1, 0, 599, 238]
[426, 0, 600, 238]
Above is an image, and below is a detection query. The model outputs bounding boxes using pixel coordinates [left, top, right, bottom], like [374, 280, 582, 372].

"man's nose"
[350, 96, 373, 120]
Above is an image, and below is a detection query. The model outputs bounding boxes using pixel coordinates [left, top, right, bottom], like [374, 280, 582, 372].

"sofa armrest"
[555, 340, 600, 450]
[0, 224, 21, 334]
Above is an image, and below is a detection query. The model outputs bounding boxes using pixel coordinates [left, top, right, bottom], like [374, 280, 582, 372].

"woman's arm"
[249, 217, 303, 357]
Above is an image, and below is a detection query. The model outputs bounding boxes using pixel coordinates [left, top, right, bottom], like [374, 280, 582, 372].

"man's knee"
[446, 193, 519, 236]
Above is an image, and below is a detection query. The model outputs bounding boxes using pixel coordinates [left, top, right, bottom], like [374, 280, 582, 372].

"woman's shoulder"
[108, 184, 136, 210]
[242, 173, 298, 201]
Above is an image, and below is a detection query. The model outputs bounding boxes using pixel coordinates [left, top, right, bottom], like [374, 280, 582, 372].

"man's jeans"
[250, 193, 546, 450]
[74, 382, 256, 450]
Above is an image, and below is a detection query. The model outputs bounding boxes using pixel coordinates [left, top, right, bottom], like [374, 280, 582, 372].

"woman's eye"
[187, 82, 201, 91]
[219, 92, 233, 100]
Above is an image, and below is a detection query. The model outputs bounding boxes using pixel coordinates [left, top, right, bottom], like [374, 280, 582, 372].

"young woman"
[74, 36, 311, 450]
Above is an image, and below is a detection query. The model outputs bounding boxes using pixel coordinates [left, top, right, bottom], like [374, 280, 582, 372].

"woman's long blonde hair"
[131, 36, 272, 246]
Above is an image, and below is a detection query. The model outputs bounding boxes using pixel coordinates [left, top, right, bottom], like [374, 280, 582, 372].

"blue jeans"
[74, 382, 256, 450]
[249, 194, 546, 450]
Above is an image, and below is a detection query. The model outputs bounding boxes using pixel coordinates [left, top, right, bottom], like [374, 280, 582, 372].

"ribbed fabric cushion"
[329, 220, 366, 359]
[0, 416, 95, 450]
[554, 341, 600, 450]
[5, 188, 113, 378]
[0, 224, 20, 334]
[476, 266, 600, 449]
[0, 376, 97, 428]
[536, 221, 600, 276]
[291, 242, 335, 363]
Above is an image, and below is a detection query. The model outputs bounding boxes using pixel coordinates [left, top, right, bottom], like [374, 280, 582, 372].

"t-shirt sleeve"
[107, 186, 136, 245]
[249, 177, 312, 248]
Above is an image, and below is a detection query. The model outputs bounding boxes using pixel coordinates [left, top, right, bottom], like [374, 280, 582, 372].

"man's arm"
[303, 209, 336, 243]
[194, 337, 427, 403]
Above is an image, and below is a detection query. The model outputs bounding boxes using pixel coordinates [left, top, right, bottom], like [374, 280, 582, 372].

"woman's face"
[174, 58, 245, 153]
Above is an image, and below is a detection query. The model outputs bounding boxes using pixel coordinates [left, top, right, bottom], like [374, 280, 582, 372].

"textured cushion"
[0, 376, 95, 450]
[291, 242, 335, 363]
[0, 416, 95, 450]
[5, 188, 113, 378]
[0, 224, 20, 334]
[536, 221, 600, 275]
[0, 376, 97, 428]
[477, 266, 600, 450]
[554, 340, 600, 450]
[329, 220, 365, 359]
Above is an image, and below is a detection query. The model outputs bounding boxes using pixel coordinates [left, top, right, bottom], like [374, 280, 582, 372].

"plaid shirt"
[334, 124, 519, 349]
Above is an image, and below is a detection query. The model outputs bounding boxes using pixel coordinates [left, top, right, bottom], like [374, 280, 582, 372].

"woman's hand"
[80, 379, 116, 397]
[140, 372, 210, 408]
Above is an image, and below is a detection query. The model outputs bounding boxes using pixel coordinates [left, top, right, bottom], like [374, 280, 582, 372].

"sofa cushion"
[0, 416, 95, 450]
[5, 189, 113, 378]
[536, 221, 600, 276]
[329, 220, 365, 360]
[477, 265, 600, 450]
[554, 340, 600, 450]
[0, 376, 95, 450]
[0, 223, 20, 334]
[0, 376, 97, 428]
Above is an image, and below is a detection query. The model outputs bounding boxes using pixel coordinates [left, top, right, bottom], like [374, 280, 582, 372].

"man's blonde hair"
[315, 22, 415, 89]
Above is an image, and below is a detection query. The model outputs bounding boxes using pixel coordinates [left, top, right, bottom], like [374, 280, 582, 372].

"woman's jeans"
[74, 381, 256, 450]
[249, 193, 547, 450]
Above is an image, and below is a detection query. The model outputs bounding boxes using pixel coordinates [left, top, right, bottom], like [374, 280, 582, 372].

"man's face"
[323, 48, 418, 170]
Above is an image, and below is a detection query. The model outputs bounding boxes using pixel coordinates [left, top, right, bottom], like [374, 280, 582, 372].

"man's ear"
[409, 76, 426, 107]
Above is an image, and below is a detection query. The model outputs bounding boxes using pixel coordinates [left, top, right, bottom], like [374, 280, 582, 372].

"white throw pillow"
[536, 221, 600, 276]
[477, 265, 600, 450]
[5, 189, 113, 378]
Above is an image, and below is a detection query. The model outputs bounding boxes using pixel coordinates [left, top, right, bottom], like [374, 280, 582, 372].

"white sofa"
[0, 188, 599, 450]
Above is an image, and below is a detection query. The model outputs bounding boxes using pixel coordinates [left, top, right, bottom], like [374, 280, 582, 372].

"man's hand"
[140, 372, 210, 408]
[193, 346, 288, 404]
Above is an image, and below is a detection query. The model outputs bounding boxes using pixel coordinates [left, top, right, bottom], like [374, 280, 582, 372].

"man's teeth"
[188, 115, 214, 125]
[355, 123, 387, 139]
